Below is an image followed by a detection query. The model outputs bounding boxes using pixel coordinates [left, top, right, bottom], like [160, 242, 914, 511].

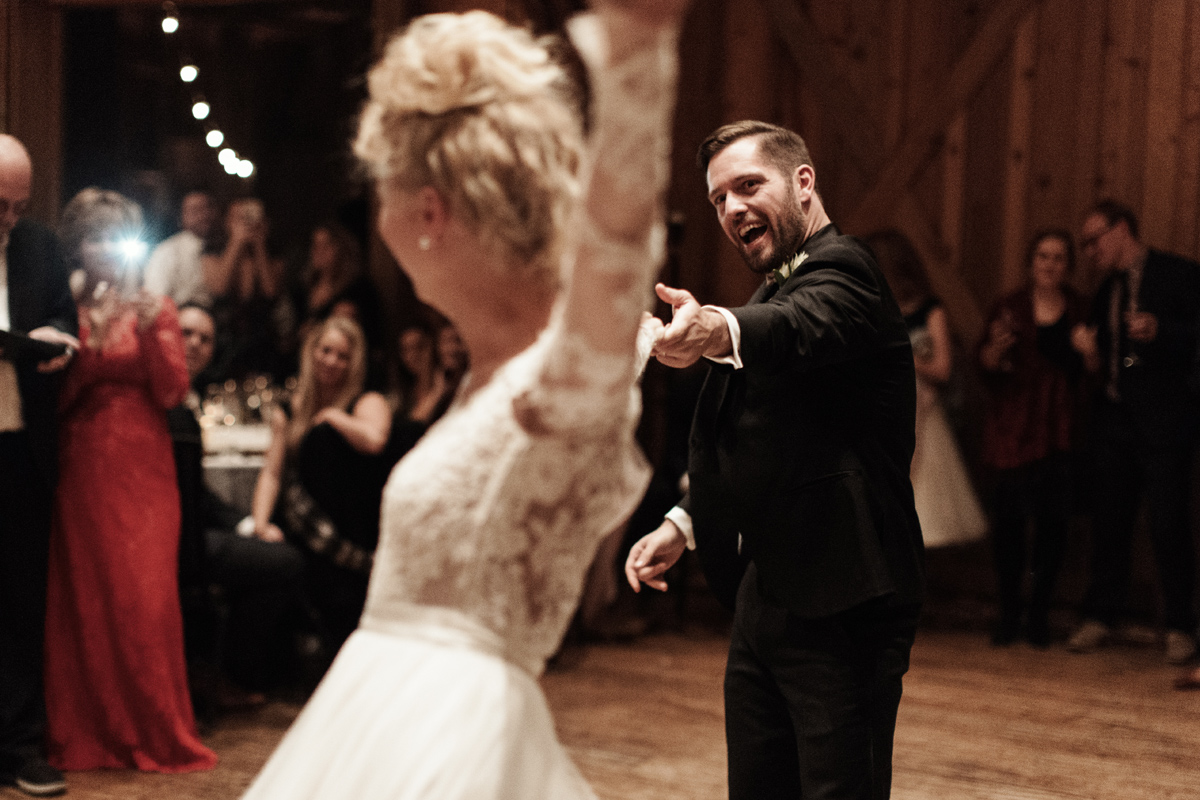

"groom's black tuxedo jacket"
[5, 218, 77, 482]
[682, 224, 925, 617]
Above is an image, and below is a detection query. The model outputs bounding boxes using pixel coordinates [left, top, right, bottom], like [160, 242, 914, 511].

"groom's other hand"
[625, 519, 688, 592]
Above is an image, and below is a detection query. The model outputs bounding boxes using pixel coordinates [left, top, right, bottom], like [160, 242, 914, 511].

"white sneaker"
[1066, 619, 1111, 652]
[1165, 630, 1197, 664]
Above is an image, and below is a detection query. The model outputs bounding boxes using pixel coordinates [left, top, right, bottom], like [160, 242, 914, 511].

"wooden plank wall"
[0, 0, 63, 226]
[764, 0, 1200, 332]
[368, 0, 1200, 338]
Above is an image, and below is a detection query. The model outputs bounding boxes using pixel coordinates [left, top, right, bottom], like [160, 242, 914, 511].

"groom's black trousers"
[725, 563, 920, 800]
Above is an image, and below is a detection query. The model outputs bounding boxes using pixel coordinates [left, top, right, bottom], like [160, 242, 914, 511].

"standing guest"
[0, 135, 78, 798]
[143, 190, 218, 308]
[627, 121, 924, 800]
[169, 304, 305, 704]
[295, 222, 379, 343]
[866, 228, 987, 549]
[239, 4, 678, 796]
[977, 230, 1086, 646]
[202, 198, 293, 381]
[44, 189, 216, 772]
[435, 322, 467, 387]
[1067, 200, 1200, 663]
[394, 324, 451, 424]
[249, 316, 392, 656]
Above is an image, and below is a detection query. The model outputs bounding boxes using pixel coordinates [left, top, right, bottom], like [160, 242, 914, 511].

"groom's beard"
[742, 198, 808, 275]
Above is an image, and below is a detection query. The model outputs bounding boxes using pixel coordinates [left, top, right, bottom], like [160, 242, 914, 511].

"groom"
[627, 120, 925, 800]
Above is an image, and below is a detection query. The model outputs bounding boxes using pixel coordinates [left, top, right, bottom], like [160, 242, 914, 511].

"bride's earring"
[418, 235, 431, 251]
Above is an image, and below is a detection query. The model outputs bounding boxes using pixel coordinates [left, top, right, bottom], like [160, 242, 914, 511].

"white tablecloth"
[202, 424, 270, 514]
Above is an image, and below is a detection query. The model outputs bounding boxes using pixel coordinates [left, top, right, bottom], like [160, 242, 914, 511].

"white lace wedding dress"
[240, 15, 676, 800]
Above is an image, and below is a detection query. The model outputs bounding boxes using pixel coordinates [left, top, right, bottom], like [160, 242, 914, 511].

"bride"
[240, 1, 684, 798]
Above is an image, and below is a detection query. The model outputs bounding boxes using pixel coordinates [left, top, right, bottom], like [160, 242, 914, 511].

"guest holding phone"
[43, 188, 216, 772]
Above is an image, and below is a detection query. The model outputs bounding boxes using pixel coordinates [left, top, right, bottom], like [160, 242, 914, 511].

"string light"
[158, 2, 256, 183]
[161, 2, 179, 33]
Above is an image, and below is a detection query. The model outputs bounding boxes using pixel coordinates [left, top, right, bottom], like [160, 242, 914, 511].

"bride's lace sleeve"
[515, 12, 679, 434]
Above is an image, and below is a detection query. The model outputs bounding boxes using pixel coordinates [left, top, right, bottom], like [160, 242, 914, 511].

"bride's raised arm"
[556, 2, 685, 362]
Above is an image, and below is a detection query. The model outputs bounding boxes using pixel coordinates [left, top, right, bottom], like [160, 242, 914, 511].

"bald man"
[0, 134, 77, 797]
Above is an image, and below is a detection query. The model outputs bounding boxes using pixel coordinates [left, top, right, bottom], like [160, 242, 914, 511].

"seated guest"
[170, 304, 305, 706]
[202, 198, 295, 381]
[143, 190, 218, 308]
[977, 230, 1086, 646]
[44, 188, 216, 772]
[250, 316, 392, 656]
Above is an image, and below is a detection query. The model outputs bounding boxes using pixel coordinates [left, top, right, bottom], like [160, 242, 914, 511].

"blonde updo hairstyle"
[354, 11, 584, 288]
[59, 187, 145, 296]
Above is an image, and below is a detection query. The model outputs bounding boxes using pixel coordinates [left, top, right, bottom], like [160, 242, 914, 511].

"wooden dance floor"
[13, 629, 1200, 800]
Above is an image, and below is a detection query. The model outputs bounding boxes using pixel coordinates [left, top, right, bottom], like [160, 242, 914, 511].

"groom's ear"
[792, 164, 815, 204]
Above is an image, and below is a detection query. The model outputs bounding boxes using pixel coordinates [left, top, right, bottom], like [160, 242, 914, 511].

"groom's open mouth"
[737, 222, 767, 246]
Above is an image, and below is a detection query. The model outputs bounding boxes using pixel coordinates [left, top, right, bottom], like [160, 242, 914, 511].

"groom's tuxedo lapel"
[711, 278, 773, 427]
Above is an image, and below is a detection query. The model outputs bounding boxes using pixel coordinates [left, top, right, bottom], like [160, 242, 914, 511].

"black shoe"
[13, 758, 66, 797]
[1025, 617, 1051, 648]
[991, 618, 1021, 647]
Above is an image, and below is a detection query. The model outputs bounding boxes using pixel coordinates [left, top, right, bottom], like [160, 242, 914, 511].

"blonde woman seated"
[250, 316, 392, 653]
[240, 1, 684, 797]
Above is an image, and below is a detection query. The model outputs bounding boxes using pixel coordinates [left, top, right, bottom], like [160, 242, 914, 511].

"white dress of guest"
[907, 302, 987, 547]
[240, 11, 676, 800]
[144, 230, 212, 308]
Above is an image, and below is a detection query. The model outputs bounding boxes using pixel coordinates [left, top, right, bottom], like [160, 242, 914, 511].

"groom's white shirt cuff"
[664, 506, 696, 550]
[703, 306, 743, 369]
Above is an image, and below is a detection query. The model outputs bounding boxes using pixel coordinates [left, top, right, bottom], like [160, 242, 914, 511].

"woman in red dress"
[44, 188, 217, 772]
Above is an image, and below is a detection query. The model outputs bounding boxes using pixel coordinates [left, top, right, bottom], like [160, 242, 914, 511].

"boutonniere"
[771, 251, 808, 287]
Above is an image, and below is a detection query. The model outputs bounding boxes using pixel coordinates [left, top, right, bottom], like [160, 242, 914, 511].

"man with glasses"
[1068, 199, 1200, 664]
[0, 134, 77, 797]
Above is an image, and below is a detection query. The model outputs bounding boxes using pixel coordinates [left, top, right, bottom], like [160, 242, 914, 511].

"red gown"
[44, 299, 217, 772]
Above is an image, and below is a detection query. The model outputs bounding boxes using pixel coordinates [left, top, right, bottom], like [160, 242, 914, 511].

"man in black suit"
[1066, 200, 1200, 664]
[0, 134, 79, 797]
[626, 121, 924, 800]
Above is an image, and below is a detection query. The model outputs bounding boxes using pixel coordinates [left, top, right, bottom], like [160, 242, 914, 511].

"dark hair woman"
[977, 229, 1086, 646]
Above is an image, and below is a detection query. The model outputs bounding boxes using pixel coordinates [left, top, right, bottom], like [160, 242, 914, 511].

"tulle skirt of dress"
[241, 623, 596, 800]
[911, 389, 988, 548]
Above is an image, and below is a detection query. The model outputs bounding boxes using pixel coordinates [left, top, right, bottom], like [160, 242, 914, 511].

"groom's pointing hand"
[651, 283, 731, 368]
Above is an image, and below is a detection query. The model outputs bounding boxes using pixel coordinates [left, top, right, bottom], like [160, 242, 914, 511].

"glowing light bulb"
[223, 160, 238, 175]
[162, 16, 179, 34]
[206, 130, 224, 148]
[180, 65, 198, 83]
[236, 160, 254, 178]
[218, 148, 237, 166]
[191, 101, 210, 120]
